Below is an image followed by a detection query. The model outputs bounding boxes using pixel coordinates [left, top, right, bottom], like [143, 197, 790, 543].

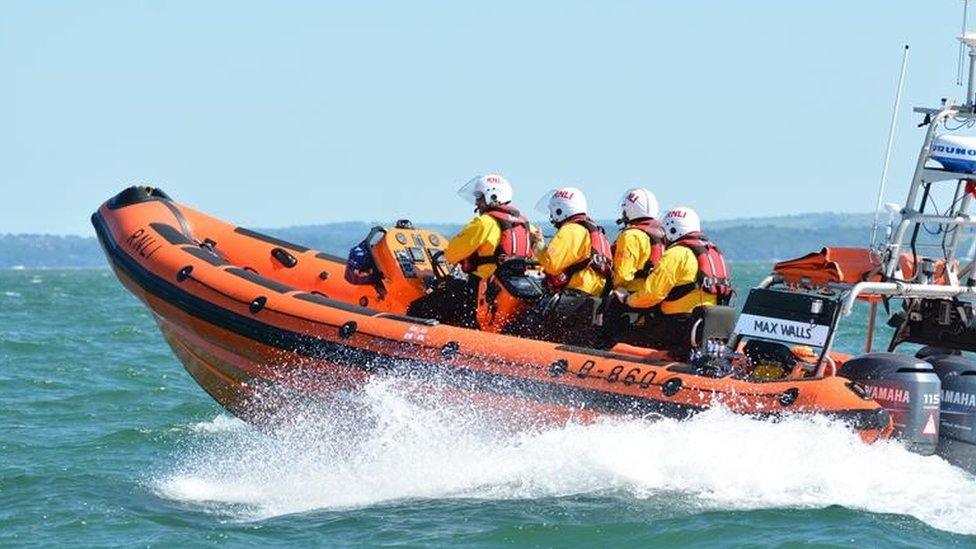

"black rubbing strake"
[234, 227, 310, 253]
[226, 267, 295, 294]
[375, 313, 439, 326]
[182, 246, 229, 266]
[293, 292, 378, 315]
[315, 252, 347, 263]
[151, 223, 193, 245]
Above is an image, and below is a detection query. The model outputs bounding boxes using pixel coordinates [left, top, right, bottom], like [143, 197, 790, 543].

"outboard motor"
[923, 350, 976, 450]
[839, 353, 941, 455]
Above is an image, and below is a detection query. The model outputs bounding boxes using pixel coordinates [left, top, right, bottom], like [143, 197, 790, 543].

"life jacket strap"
[662, 234, 733, 305]
[462, 205, 534, 270]
[562, 216, 614, 283]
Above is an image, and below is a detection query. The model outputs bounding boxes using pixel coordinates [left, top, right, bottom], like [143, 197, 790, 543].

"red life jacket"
[464, 205, 533, 270]
[559, 215, 614, 282]
[624, 218, 666, 278]
[664, 232, 733, 305]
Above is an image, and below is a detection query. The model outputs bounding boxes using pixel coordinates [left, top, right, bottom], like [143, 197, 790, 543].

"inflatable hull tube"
[91, 187, 893, 441]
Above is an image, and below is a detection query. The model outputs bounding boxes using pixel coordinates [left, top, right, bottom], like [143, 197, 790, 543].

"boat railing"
[757, 273, 976, 317]
[880, 102, 976, 280]
[839, 280, 976, 316]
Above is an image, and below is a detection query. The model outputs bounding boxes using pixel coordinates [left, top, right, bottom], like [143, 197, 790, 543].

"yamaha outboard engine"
[839, 353, 941, 454]
[922, 350, 976, 451]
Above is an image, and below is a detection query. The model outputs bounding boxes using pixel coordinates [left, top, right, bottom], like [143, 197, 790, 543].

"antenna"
[959, 0, 970, 86]
[870, 45, 910, 250]
[962, 33, 976, 105]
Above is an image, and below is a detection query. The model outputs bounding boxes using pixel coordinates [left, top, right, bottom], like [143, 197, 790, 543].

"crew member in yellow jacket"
[409, 174, 539, 327]
[612, 188, 666, 292]
[445, 175, 542, 280]
[599, 187, 667, 345]
[615, 206, 732, 358]
[536, 187, 613, 297]
[508, 187, 613, 345]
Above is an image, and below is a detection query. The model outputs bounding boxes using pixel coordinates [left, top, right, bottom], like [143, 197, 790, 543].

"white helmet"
[536, 187, 588, 224]
[662, 207, 701, 241]
[619, 188, 659, 222]
[457, 174, 513, 208]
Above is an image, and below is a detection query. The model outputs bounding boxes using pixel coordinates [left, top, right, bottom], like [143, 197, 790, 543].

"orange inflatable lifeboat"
[92, 187, 892, 441]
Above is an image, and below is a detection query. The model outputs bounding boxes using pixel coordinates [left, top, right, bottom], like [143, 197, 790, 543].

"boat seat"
[691, 305, 737, 348]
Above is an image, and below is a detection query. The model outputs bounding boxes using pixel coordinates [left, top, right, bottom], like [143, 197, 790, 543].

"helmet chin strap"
[554, 212, 585, 228]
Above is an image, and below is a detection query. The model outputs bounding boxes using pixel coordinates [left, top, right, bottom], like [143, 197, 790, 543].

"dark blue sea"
[2, 266, 976, 547]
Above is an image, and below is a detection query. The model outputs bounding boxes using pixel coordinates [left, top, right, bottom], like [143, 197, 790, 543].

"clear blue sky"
[1, 1, 969, 235]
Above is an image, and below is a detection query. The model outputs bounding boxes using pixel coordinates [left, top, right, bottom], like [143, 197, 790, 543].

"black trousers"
[639, 313, 695, 359]
[601, 301, 695, 359]
[407, 275, 480, 328]
[507, 289, 602, 346]
[599, 299, 641, 346]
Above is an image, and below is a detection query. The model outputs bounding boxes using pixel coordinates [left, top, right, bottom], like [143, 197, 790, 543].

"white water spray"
[155, 378, 976, 535]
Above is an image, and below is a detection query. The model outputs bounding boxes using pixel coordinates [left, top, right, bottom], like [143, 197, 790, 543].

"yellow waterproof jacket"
[626, 245, 716, 314]
[613, 228, 654, 293]
[445, 213, 543, 279]
[445, 214, 502, 279]
[538, 223, 607, 296]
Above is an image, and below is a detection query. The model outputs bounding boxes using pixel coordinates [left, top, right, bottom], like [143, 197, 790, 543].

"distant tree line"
[0, 234, 108, 268]
[0, 217, 877, 268]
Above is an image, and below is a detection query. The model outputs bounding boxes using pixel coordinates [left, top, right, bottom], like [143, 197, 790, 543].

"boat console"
[368, 220, 450, 309]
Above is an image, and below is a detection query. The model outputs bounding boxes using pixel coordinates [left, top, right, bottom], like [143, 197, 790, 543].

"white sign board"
[734, 313, 830, 347]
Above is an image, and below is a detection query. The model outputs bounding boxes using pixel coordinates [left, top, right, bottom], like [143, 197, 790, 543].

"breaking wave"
[154, 378, 976, 534]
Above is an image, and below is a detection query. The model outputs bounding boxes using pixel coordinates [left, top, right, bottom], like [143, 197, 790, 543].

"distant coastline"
[1, 212, 875, 268]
